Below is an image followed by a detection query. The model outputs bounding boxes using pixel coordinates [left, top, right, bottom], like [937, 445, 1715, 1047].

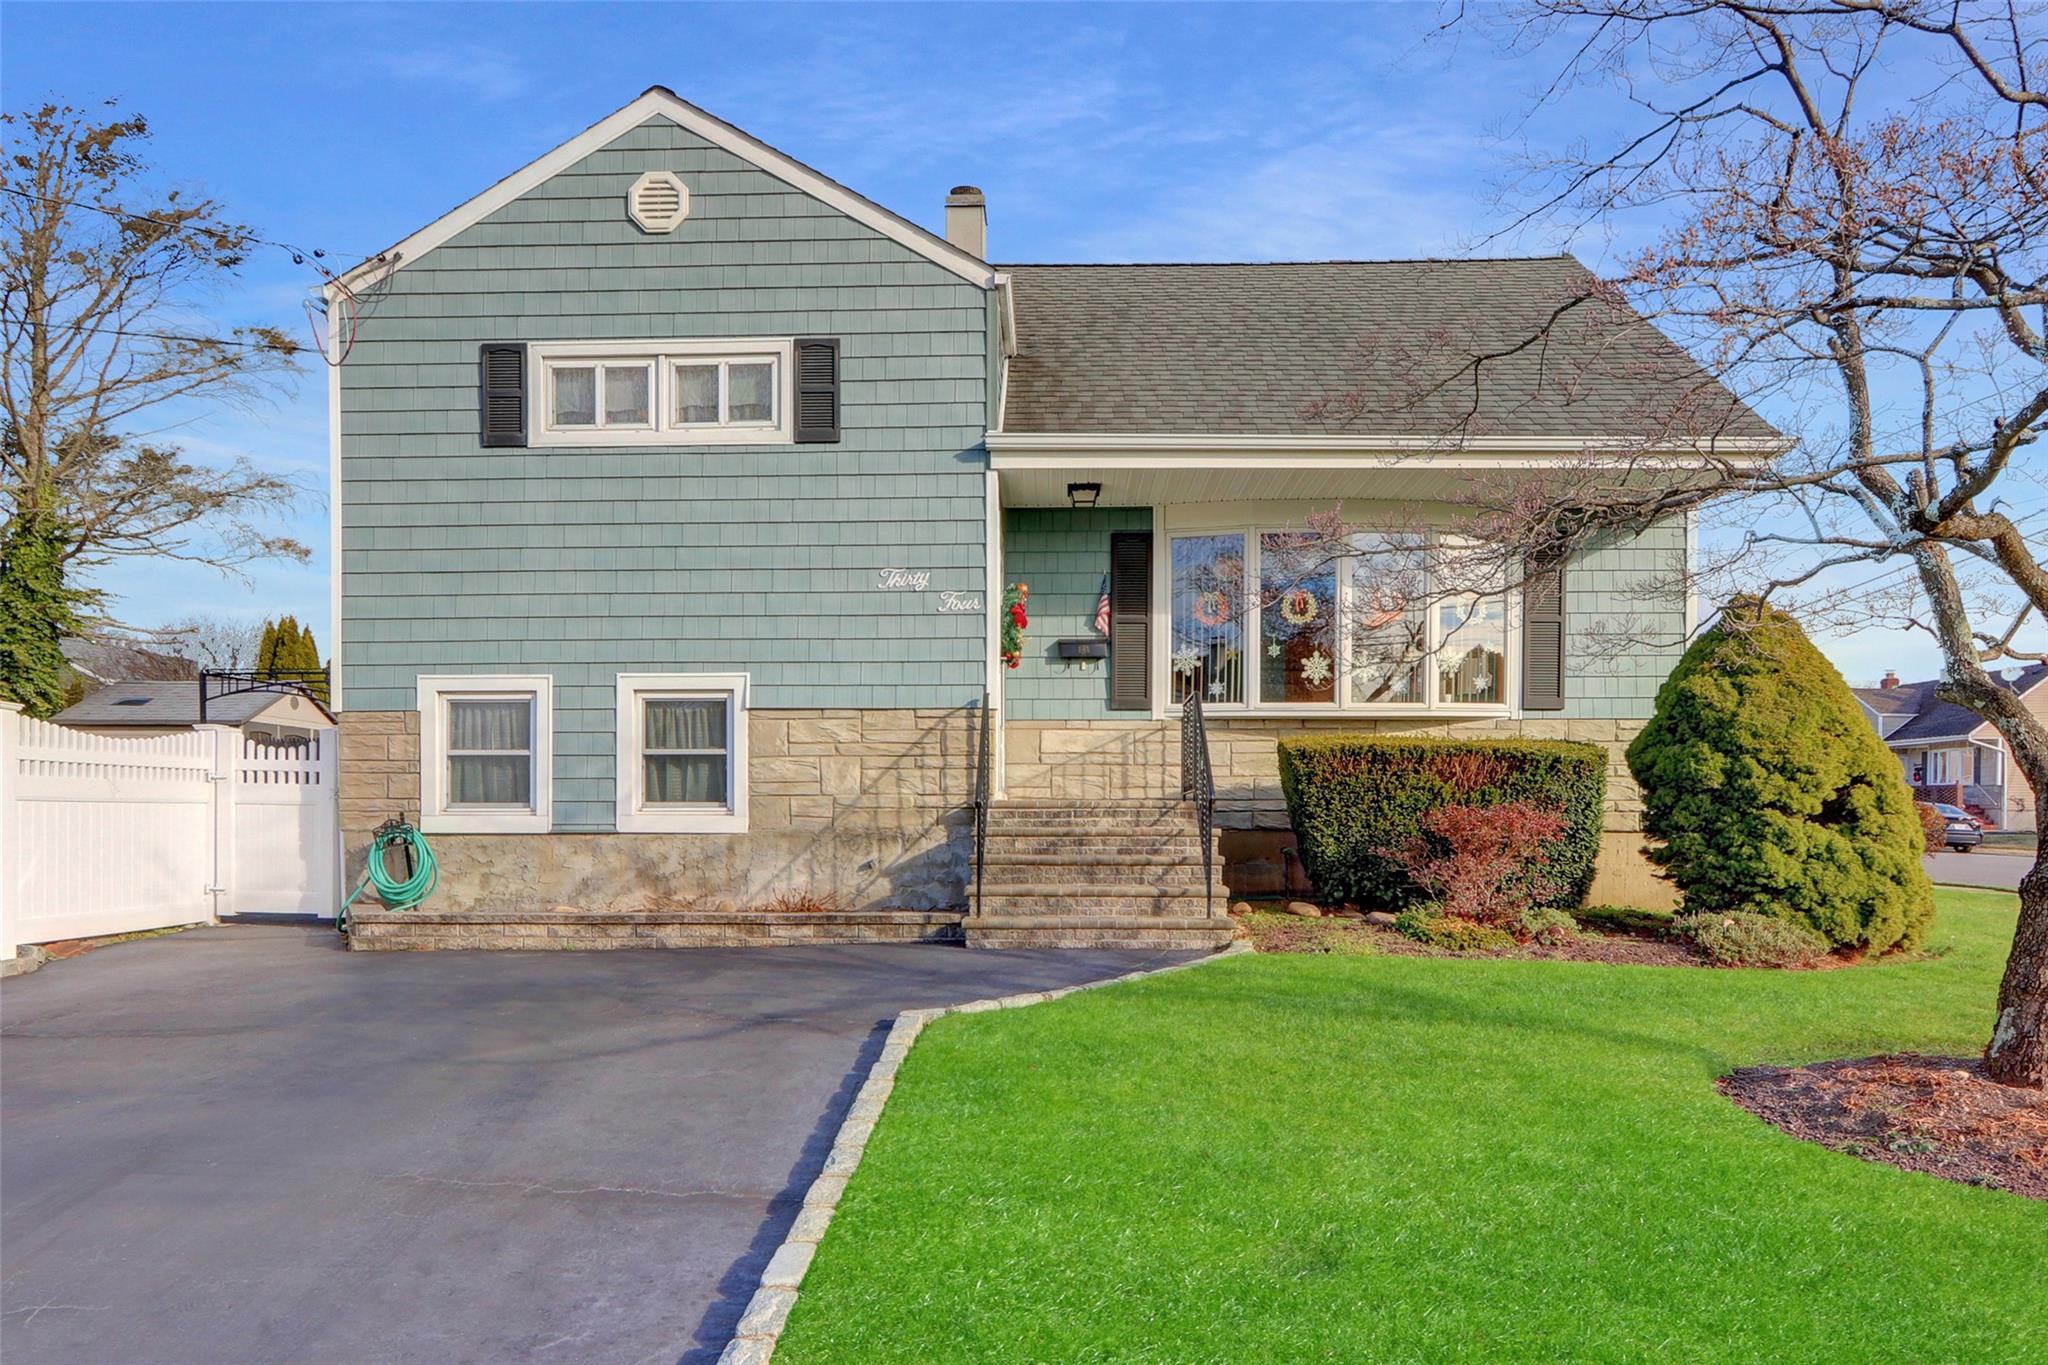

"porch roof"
[996, 258, 1780, 443]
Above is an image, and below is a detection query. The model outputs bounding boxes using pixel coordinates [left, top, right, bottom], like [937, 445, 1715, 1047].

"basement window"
[417, 676, 553, 835]
[615, 673, 749, 833]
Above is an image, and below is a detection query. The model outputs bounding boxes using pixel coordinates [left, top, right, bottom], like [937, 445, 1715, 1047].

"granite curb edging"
[713, 941, 1253, 1364]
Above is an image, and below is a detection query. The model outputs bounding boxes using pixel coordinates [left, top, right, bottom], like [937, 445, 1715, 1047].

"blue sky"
[5, 1, 2033, 686]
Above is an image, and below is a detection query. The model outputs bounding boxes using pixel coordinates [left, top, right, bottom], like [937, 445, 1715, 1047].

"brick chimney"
[1879, 670, 1900, 689]
[945, 186, 986, 259]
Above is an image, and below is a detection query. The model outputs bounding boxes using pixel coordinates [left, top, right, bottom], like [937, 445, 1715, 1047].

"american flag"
[1094, 575, 1111, 636]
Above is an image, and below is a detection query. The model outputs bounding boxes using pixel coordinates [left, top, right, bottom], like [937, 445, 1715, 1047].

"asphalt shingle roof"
[997, 257, 1779, 441]
[1852, 664, 2047, 745]
[52, 680, 328, 728]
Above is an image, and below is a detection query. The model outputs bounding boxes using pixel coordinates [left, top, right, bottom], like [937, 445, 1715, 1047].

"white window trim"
[1159, 525, 1518, 719]
[614, 673, 750, 833]
[417, 675, 554, 835]
[528, 339, 795, 447]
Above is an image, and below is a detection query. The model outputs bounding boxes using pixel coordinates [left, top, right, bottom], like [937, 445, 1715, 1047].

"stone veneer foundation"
[340, 707, 982, 915]
[1004, 715, 1677, 910]
[342, 706, 1675, 927]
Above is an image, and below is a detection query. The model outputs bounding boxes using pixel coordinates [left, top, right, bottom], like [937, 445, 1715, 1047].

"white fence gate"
[0, 703, 339, 958]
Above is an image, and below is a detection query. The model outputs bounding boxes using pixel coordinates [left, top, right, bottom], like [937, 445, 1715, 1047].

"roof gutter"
[985, 431, 1787, 465]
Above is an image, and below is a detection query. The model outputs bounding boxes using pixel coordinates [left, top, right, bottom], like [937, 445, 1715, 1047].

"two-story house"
[329, 88, 1778, 950]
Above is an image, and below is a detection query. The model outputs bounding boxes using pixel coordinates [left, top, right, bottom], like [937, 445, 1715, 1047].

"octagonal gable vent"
[628, 171, 690, 233]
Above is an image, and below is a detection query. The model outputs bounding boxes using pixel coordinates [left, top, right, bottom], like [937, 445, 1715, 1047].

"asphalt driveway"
[1, 926, 1196, 1364]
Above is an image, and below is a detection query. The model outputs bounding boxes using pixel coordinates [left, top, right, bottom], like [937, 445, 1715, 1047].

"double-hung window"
[615, 674, 749, 833]
[530, 340, 793, 446]
[1165, 527, 1512, 713]
[418, 676, 554, 834]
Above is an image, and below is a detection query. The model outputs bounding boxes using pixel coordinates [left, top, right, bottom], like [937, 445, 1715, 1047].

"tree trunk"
[1985, 826, 2048, 1088]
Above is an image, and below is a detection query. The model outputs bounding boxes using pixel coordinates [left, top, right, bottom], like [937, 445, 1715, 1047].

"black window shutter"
[1108, 531, 1152, 712]
[1521, 554, 1567, 711]
[794, 337, 841, 443]
[478, 344, 527, 448]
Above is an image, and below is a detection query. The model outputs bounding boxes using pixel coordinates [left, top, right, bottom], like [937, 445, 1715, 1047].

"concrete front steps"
[965, 799, 1236, 949]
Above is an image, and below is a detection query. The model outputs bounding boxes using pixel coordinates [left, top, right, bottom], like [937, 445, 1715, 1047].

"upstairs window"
[529, 340, 794, 446]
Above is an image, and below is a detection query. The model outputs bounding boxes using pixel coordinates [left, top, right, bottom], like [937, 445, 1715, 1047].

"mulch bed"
[1721, 1055, 2048, 1201]
[1236, 911, 1708, 966]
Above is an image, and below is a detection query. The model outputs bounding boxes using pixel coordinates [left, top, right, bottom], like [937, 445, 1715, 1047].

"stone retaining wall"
[349, 908, 964, 951]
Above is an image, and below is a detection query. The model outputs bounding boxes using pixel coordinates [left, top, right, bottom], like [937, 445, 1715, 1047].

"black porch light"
[1067, 481, 1102, 508]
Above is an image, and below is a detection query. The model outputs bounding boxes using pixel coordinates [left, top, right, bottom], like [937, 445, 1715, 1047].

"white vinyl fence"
[0, 702, 339, 959]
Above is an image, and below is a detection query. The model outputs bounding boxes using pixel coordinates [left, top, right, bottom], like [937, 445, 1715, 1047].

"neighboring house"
[1854, 665, 2046, 829]
[52, 680, 336, 743]
[326, 87, 1777, 947]
[59, 637, 196, 697]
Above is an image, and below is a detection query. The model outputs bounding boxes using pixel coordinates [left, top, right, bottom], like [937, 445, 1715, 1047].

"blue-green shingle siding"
[1560, 521, 1689, 720]
[1002, 507, 1153, 720]
[338, 115, 991, 830]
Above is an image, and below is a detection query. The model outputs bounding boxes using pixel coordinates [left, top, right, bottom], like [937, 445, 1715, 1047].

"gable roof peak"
[333, 87, 995, 292]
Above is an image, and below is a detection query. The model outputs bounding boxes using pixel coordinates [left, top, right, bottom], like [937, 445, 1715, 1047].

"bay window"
[1165, 527, 1514, 712]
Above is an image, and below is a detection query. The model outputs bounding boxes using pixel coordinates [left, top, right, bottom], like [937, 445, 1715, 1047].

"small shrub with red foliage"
[1390, 802, 1569, 929]
[1913, 802, 1948, 854]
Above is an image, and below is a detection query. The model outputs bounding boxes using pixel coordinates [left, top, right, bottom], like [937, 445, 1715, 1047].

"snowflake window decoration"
[1207, 678, 1227, 699]
[1172, 644, 1201, 676]
[1299, 650, 1333, 689]
[1267, 642, 1282, 658]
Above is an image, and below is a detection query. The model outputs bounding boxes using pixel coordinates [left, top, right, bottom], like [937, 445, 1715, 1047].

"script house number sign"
[876, 568, 983, 614]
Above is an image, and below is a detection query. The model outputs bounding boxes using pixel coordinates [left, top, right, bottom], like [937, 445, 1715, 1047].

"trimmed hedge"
[1278, 736, 1607, 909]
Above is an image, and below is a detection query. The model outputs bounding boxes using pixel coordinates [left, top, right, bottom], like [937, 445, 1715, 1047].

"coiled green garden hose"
[339, 817, 439, 933]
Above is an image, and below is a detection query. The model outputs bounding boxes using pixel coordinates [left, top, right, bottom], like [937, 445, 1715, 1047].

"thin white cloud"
[381, 45, 529, 102]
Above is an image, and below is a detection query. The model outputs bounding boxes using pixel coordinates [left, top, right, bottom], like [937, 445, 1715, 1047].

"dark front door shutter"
[1108, 530, 1152, 712]
[793, 337, 840, 443]
[478, 344, 527, 448]
[1521, 553, 1567, 711]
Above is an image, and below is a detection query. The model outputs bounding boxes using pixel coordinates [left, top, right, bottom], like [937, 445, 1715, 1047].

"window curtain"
[447, 699, 533, 806]
[644, 697, 729, 805]
[552, 367, 595, 426]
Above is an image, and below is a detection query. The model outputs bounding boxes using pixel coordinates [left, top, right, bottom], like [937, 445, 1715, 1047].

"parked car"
[1932, 803, 1982, 851]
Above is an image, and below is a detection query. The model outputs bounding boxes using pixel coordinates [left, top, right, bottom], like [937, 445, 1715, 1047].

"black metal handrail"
[1180, 692, 1217, 916]
[971, 688, 994, 916]
[199, 668, 331, 723]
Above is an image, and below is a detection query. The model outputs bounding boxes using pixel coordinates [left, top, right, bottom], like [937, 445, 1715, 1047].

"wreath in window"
[1280, 587, 1319, 626]
[1192, 589, 1231, 628]
[1000, 583, 1030, 670]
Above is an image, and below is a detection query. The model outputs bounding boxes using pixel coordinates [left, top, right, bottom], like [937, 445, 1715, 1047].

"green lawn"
[779, 889, 2046, 1363]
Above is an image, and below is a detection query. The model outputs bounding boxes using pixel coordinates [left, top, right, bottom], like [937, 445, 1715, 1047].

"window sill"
[532, 427, 793, 449]
[616, 807, 749, 834]
[1168, 704, 1514, 721]
[421, 809, 551, 836]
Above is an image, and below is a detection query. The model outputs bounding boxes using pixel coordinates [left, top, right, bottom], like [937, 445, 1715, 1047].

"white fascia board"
[993, 273, 1018, 358]
[985, 431, 1786, 463]
[336, 88, 996, 291]
[326, 307, 343, 707]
